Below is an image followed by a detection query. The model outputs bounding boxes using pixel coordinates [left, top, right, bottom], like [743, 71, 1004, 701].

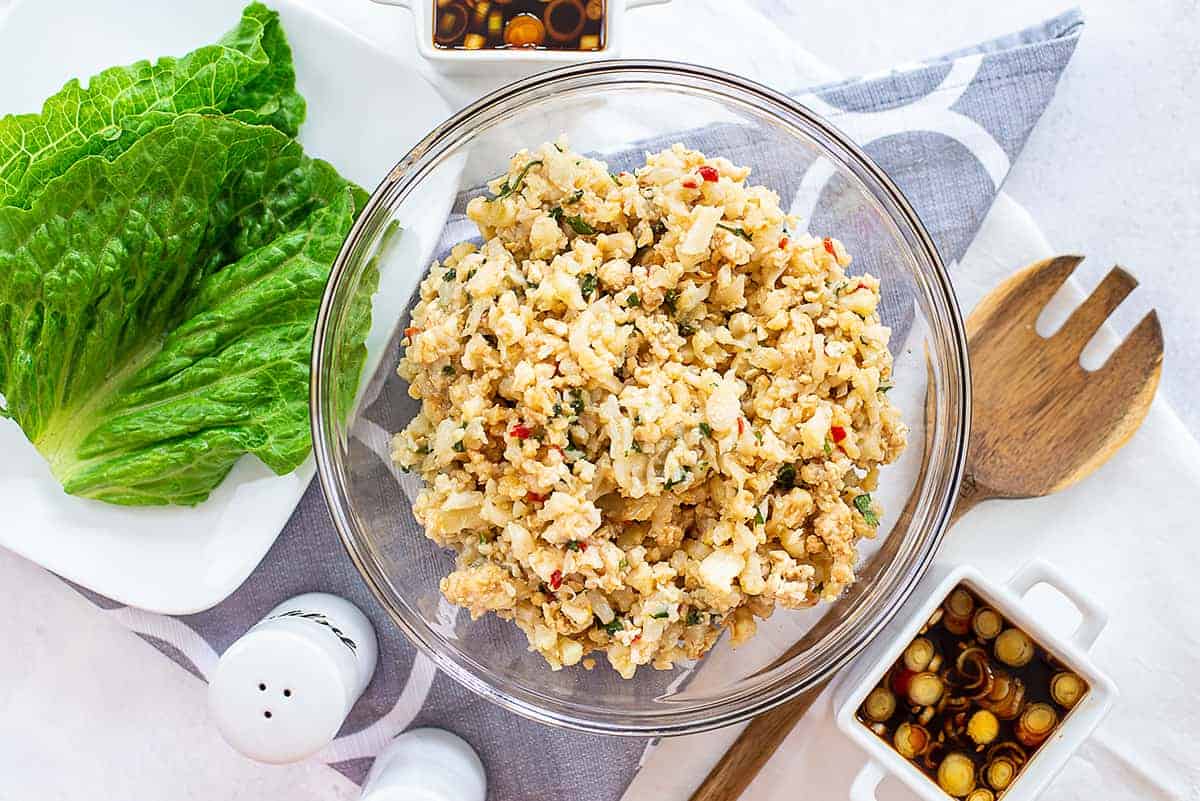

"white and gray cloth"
[69, 10, 1083, 799]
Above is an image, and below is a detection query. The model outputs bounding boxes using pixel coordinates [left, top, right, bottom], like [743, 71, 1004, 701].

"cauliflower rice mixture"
[391, 140, 907, 678]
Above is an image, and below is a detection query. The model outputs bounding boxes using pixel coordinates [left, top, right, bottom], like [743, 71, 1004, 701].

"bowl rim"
[311, 59, 971, 736]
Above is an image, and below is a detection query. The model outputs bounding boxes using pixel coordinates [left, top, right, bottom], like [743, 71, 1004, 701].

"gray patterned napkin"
[70, 10, 1082, 799]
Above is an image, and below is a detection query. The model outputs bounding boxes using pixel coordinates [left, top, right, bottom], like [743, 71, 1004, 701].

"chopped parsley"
[754, 509, 765, 526]
[452, 440, 465, 453]
[569, 388, 585, 416]
[651, 609, 670, 620]
[610, 172, 621, 186]
[548, 205, 564, 222]
[564, 214, 596, 235]
[443, 268, 457, 281]
[716, 223, 752, 241]
[663, 289, 679, 314]
[491, 159, 543, 200]
[677, 320, 696, 337]
[625, 291, 640, 308]
[602, 618, 624, 635]
[618, 558, 629, 571]
[466, 267, 477, 281]
[552, 403, 563, 417]
[854, 494, 879, 527]
[567, 189, 584, 204]
[753, 429, 764, 444]
[565, 541, 581, 552]
[442, 364, 455, 376]
[824, 436, 834, 456]
[878, 384, 893, 394]
[775, 463, 797, 490]
[478, 532, 489, 545]
[664, 467, 691, 490]
[578, 273, 598, 299]
[686, 610, 702, 626]
[698, 422, 712, 438]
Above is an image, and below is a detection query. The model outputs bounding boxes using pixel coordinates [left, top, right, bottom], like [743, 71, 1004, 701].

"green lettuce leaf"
[0, 2, 304, 209]
[0, 114, 362, 505]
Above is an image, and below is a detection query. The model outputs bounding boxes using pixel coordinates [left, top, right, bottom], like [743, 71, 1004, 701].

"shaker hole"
[283, 689, 292, 698]
[258, 682, 267, 691]
[264, 710, 272, 719]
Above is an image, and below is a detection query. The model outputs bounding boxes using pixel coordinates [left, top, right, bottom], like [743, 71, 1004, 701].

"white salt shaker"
[361, 728, 486, 801]
[208, 592, 378, 764]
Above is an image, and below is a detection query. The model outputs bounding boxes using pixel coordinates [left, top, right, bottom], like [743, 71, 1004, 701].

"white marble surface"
[1, 1, 1198, 800]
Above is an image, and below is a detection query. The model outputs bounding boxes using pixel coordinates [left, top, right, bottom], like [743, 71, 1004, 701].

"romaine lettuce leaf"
[0, 113, 362, 505]
[0, 2, 304, 209]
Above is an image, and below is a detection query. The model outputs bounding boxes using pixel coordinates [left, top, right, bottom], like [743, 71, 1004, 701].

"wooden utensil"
[687, 255, 1163, 801]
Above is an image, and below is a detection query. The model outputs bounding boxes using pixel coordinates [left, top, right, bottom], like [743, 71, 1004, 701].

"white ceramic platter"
[0, 0, 451, 614]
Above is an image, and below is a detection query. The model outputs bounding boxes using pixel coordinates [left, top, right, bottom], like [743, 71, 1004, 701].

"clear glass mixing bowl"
[311, 61, 969, 736]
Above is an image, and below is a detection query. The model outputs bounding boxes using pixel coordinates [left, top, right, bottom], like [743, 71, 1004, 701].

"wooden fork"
[687, 255, 1163, 801]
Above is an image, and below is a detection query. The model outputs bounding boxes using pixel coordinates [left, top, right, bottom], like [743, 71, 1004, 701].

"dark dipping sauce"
[432, 0, 606, 51]
[855, 583, 1090, 799]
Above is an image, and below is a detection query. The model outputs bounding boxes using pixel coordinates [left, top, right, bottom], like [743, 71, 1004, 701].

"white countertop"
[1, 1, 1197, 800]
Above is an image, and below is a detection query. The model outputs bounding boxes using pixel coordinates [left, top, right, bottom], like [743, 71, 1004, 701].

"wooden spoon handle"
[687, 682, 827, 801]
[688, 479, 988, 801]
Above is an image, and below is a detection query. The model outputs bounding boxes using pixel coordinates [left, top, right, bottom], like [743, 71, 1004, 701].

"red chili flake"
[509, 423, 532, 439]
[698, 165, 719, 183]
[404, 326, 420, 338]
[823, 237, 836, 257]
[855, 281, 870, 292]
[737, 418, 746, 436]
[578, 541, 589, 551]
[891, 667, 916, 696]
[525, 491, 548, 504]
[549, 570, 563, 590]
[681, 177, 700, 189]
[831, 425, 847, 443]
[778, 236, 789, 249]
[632, 634, 642, 644]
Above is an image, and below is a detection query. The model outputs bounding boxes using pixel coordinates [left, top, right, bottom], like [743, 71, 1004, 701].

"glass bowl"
[311, 61, 969, 736]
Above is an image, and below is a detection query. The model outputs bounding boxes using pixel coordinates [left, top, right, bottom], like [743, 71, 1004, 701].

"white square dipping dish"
[370, 0, 671, 73]
[832, 560, 1117, 801]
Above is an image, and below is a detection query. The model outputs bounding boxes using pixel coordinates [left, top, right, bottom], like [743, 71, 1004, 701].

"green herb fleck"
[553, 403, 563, 417]
[687, 610, 702, 626]
[602, 618, 623, 635]
[610, 172, 622, 186]
[664, 468, 691, 490]
[625, 292, 640, 308]
[628, 441, 643, 454]
[775, 463, 797, 490]
[565, 541, 581, 552]
[698, 422, 712, 438]
[567, 189, 584, 204]
[677, 320, 696, 337]
[854, 494, 879, 527]
[443, 268, 457, 281]
[664, 289, 679, 314]
[618, 558, 629, 571]
[549, 205, 564, 222]
[479, 532, 489, 545]
[491, 159, 543, 200]
[564, 215, 596, 235]
[579, 273, 598, 299]
[753, 429, 764, 444]
[754, 509, 765, 526]
[824, 437, 834, 456]
[878, 384, 893, 394]
[466, 267, 477, 281]
[716, 223, 752, 241]
[651, 609, 670, 620]
[442, 364, 455, 376]
[569, 388, 585, 416]
[415, 444, 431, 456]
[453, 440, 465, 453]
